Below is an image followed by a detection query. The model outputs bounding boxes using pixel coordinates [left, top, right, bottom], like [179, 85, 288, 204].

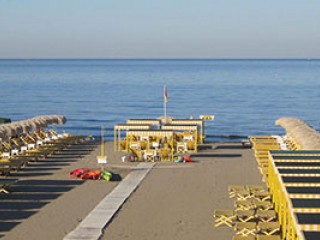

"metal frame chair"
[256, 210, 277, 223]
[213, 209, 235, 227]
[229, 185, 247, 198]
[232, 235, 256, 240]
[235, 199, 256, 211]
[256, 235, 281, 240]
[236, 210, 256, 222]
[257, 222, 280, 235]
[234, 222, 257, 236]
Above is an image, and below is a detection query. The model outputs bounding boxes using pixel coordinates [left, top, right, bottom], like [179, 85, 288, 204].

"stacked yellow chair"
[213, 184, 281, 239]
[250, 136, 282, 182]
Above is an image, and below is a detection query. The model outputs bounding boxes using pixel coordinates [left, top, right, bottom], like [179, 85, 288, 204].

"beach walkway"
[64, 162, 155, 240]
[100, 142, 263, 240]
[0, 142, 263, 240]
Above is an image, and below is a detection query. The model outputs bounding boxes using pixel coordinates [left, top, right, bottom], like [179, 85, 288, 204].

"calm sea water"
[0, 59, 319, 142]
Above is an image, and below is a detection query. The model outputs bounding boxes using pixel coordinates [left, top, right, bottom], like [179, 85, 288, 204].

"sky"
[0, 0, 320, 59]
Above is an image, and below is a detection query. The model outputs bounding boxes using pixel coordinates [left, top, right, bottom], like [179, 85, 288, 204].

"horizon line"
[0, 57, 319, 61]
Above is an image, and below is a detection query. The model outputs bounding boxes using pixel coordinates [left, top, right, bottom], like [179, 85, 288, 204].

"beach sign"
[97, 155, 107, 164]
[200, 115, 215, 121]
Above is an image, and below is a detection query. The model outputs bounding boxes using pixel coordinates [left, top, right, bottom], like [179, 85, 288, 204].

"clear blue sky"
[0, 0, 319, 58]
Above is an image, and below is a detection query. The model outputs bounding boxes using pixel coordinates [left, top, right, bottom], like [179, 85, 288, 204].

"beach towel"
[69, 168, 89, 178]
[81, 170, 101, 180]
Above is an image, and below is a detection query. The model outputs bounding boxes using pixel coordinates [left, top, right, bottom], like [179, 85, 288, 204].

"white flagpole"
[164, 85, 167, 124]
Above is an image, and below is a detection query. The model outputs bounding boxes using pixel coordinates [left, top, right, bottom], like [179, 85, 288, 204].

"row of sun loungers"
[0, 131, 95, 177]
[0, 134, 96, 194]
[249, 136, 289, 183]
[213, 184, 280, 239]
[268, 150, 320, 240]
[249, 133, 320, 240]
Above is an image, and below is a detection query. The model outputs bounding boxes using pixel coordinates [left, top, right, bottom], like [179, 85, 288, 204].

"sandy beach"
[0, 141, 263, 240]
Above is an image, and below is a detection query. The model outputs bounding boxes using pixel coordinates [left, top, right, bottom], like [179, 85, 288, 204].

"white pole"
[101, 126, 104, 156]
[164, 85, 167, 124]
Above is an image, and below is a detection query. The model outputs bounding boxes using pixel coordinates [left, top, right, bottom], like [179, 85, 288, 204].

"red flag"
[164, 85, 168, 103]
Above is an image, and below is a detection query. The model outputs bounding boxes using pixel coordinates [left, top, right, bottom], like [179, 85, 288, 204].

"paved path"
[64, 162, 155, 240]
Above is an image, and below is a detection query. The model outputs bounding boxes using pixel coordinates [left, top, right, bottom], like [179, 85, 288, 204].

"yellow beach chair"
[256, 235, 281, 240]
[232, 236, 256, 240]
[235, 200, 256, 211]
[213, 209, 235, 227]
[228, 185, 247, 198]
[236, 210, 256, 222]
[256, 210, 277, 223]
[234, 222, 257, 236]
[257, 221, 280, 235]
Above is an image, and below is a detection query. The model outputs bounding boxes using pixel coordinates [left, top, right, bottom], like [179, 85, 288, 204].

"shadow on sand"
[110, 173, 122, 182]
[215, 144, 247, 150]
[198, 145, 214, 150]
[0, 143, 98, 235]
[190, 153, 242, 158]
[0, 180, 84, 233]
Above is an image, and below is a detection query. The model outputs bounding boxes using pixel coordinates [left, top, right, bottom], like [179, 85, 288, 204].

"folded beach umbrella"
[10, 123, 24, 135]
[33, 118, 48, 128]
[300, 135, 320, 150]
[50, 115, 67, 125]
[36, 115, 55, 125]
[55, 115, 67, 125]
[25, 120, 42, 131]
[0, 129, 6, 140]
[276, 117, 320, 150]
[16, 121, 32, 133]
[300, 134, 316, 147]
[290, 126, 312, 140]
[0, 124, 7, 131]
[0, 124, 17, 137]
[50, 116, 59, 125]
[276, 117, 306, 135]
[275, 117, 304, 133]
[292, 124, 320, 148]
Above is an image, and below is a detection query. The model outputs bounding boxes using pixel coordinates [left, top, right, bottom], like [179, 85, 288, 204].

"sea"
[0, 59, 319, 142]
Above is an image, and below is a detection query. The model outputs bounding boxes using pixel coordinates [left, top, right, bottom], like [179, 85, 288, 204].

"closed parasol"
[276, 117, 320, 150]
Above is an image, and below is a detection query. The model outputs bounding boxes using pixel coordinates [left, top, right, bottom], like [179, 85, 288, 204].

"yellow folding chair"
[232, 235, 256, 240]
[236, 210, 256, 222]
[213, 209, 235, 227]
[176, 142, 186, 153]
[247, 185, 266, 194]
[160, 148, 169, 161]
[144, 150, 157, 162]
[234, 189, 252, 201]
[234, 222, 257, 236]
[256, 235, 281, 240]
[228, 185, 247, 198]
[252, 191, 271, 202]
[256, 209, 277, 223]
[235, 199, 256, 211]
[255, 200, 274, 211]
[257, 222, 280, 235]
